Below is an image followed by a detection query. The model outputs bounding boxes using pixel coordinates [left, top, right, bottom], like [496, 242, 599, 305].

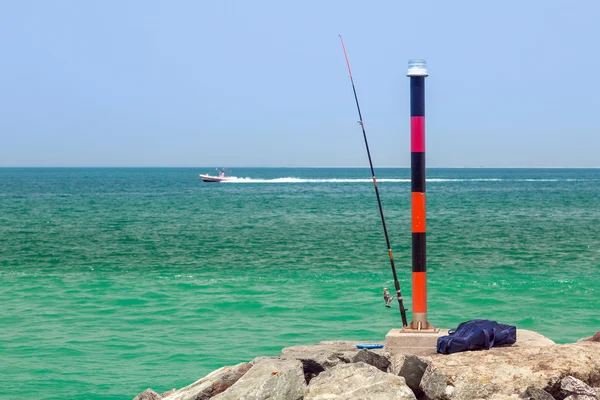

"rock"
[563, 396, 596, 400]
[280, 343, 350, 370]
[162, 362, 252, 400]
[488, 395, 520, 400]
[560, 376, 597, 400]
[318, 340, 383, 349]
[211, 359, 306, 400]
[420, 342, 600, 400]
[352, 349, 390, 372]
[579, 332, 600, 343]
[280, 341, 375, 364]
[280, 341, 381, 382]
[161, 389, 176, 397]
[304, 362, 416, 400]
[519, 386, 555, 400]
[298, 358, 327, 384]
[281, 341, 364, 354]
[513, 330, 555, 347]
[388, 354, 431, 396]
[133, 388, 162, 400]
[251, 356, 279, 364]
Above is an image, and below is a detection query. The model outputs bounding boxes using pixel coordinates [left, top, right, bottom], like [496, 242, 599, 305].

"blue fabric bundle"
[437, 319, 517, 354]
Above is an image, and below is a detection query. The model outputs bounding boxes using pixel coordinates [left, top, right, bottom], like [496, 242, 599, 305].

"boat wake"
[224, 177, 410, 183]
[221, 177, 582, 184]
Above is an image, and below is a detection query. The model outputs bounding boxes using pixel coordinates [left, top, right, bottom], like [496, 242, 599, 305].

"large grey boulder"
[280, 340, 382, 382]
[305, 362, 416, 400]
[280, 341, 380, 364]
[211, 359, 306, 400]
[352, 349, 390, 372]
[487, 395, 520, 400]
[251, 356, 278, 365]
[388, 353, 431, 396]
[519, 386, 554, 400]
[420, 342, 600, 400]
[560, 376, 598, 400]
[162, 362, 252, 400]
[161, 389, 176, 397]
[513, 330, 555, 347]
[133, 388, 162, 400]
[564, 396, 598, 400]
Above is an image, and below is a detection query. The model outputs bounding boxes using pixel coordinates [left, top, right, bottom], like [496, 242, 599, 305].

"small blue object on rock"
[437, 319, 517, 354]
[356, 344, 384, 349]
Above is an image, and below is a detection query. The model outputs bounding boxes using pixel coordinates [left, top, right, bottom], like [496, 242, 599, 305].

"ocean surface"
[1, 167, 599, 399]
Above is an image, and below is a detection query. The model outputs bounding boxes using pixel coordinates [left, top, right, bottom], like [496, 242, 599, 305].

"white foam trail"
[221, 177, 579, 184]
[427, 178, 504, 182]
[223, 177, 410, 183]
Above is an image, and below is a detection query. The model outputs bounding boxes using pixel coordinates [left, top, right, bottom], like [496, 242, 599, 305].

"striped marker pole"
[408, 60, 433, 330]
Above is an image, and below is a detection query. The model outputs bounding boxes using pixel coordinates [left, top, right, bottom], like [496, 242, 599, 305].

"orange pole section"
[412, 272, 427, 313]
[411, 192, 426, 233]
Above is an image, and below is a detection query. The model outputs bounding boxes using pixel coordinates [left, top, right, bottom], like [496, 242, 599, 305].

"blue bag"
[437, 319, 516, 354]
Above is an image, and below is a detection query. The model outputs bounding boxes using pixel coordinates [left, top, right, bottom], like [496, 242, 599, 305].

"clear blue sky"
[1, 1, 598, 167]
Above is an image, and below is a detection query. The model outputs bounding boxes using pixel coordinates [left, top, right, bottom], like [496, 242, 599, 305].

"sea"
[1, 167, 599, 400]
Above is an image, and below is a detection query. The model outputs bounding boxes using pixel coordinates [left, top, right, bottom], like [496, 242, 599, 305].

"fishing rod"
[339, 35, 408, 327]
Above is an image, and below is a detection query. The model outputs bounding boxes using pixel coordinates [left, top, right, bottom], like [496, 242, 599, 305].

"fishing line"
[339, 35, 408, 327]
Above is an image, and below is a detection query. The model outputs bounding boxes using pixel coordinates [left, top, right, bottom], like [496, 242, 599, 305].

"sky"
[0, 0, 599, 167]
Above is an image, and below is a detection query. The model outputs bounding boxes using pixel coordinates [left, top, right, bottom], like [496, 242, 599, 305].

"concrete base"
[384, 328, 449, 356]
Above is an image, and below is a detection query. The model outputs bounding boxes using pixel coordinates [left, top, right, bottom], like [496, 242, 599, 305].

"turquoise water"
[1, 168, 599, 399]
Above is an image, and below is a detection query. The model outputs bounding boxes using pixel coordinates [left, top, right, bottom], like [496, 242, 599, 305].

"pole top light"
[407, 59, 428, 77]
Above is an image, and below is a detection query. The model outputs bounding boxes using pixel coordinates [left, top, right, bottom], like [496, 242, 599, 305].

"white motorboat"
[200, 168, 237, 182]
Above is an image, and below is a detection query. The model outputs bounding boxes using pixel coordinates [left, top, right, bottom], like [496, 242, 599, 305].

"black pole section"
[339, 36, 408, 327]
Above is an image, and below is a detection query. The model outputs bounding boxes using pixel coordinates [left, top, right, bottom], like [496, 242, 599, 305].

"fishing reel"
[383, 287, 409, 327]
[383, 288, 396, 308]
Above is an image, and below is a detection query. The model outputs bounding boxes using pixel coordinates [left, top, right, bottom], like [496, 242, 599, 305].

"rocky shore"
[134, 330, 600, 400]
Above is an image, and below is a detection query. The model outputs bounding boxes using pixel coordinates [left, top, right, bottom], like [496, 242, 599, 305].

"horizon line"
[1, 166, 599, 169]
